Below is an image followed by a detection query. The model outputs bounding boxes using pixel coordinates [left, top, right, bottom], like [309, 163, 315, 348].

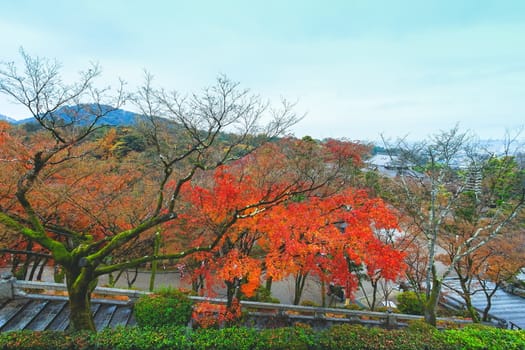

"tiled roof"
[443, 278, 524, 330]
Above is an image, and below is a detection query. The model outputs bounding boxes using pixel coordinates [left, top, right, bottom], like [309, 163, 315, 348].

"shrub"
[0, 330, 89, 350]
[92, 325, 193, 350]
[192, 300, 242, 329]
[396, 291, 426, 315]
[406, 319, 435, 333]
[440, 324, 525, 350]
[300, 300, 319, 307]
[193, 327, 258, 350]
[342, 303, 363, 311]
[318, 324, 369, 349]
[257, 325, 315, 350]
[317, 323, 450, 350]
[133, 287, 193, 328]
[243, 286, 280, 303]
[373, 306, 400, 313]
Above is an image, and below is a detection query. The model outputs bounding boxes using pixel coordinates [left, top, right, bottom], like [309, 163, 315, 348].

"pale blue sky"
[1, 0, 524, 141]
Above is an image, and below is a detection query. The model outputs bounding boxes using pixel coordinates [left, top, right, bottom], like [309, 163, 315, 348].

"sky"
[0, 0, 524, 142]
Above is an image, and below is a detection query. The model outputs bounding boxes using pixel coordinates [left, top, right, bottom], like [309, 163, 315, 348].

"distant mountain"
[0, 113, 16, 123]
[10, 104, 140, 126]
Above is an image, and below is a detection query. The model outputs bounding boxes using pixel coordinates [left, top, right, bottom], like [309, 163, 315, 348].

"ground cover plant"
[1, 323, 524, 349]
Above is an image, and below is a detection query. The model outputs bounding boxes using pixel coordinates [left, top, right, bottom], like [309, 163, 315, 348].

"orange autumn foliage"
[169, 153, 404, 304]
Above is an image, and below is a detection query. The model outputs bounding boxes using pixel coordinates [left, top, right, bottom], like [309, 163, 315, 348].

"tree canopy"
[0, 51, 401, 331]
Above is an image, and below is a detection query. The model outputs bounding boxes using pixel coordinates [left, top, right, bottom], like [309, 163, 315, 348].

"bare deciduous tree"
[382, 127, 524, 325]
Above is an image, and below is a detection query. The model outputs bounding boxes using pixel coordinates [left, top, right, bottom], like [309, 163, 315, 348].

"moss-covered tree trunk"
[149, 231, 161, 292]
[65, 266, 98, 332]
[424, 270, 441, 326]
[459, 277, 480, 322]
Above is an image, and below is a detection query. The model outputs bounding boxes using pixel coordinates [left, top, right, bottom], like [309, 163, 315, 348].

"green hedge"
[396, 291, 426, 315]
[1, 324, 524, 349]
[439, 324, 525, 350]
[133, 287, 193, 328]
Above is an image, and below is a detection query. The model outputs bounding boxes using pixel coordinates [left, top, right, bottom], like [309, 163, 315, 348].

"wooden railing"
[10, 279, 479, 330]
[14, 280, 148, 302]
[189, 295, 434, 329]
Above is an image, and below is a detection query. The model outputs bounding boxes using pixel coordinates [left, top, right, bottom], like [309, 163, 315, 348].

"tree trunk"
[53, 264, 65, 283]
[458, 276, 480, 322]
[36, 258, 48, 280]
[482, 298, 492, 322]
[28, 256, 42, 281]
[126, 267, 138, 288]
[465, 302, 480, 322]
[321, 279, 326, 307]
[149, 231, 161, 291]
[225, 279, 240, 309]
[69, 286, 96, 331]
[265, 276, 273, 292]
[65, 267, 98, 332]
[481, 281, 499, 322]
[14, 261, 29, 280]
[14, 241, 33, 280]
[192, 274, 205, 294]
[293, 272, 308, 305]
[424, 269, 441, 326]
[370, 280, 378, 311]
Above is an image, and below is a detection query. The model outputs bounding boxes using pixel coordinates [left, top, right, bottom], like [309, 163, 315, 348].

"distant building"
[465, 164, 482, 196]
[366, 154, 408, 178]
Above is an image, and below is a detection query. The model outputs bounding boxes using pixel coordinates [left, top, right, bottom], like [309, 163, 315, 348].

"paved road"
[2, 266, 394, 307]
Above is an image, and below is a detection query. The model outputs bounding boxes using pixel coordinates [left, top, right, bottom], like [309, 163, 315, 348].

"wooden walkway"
[0, 294, 135, 332]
